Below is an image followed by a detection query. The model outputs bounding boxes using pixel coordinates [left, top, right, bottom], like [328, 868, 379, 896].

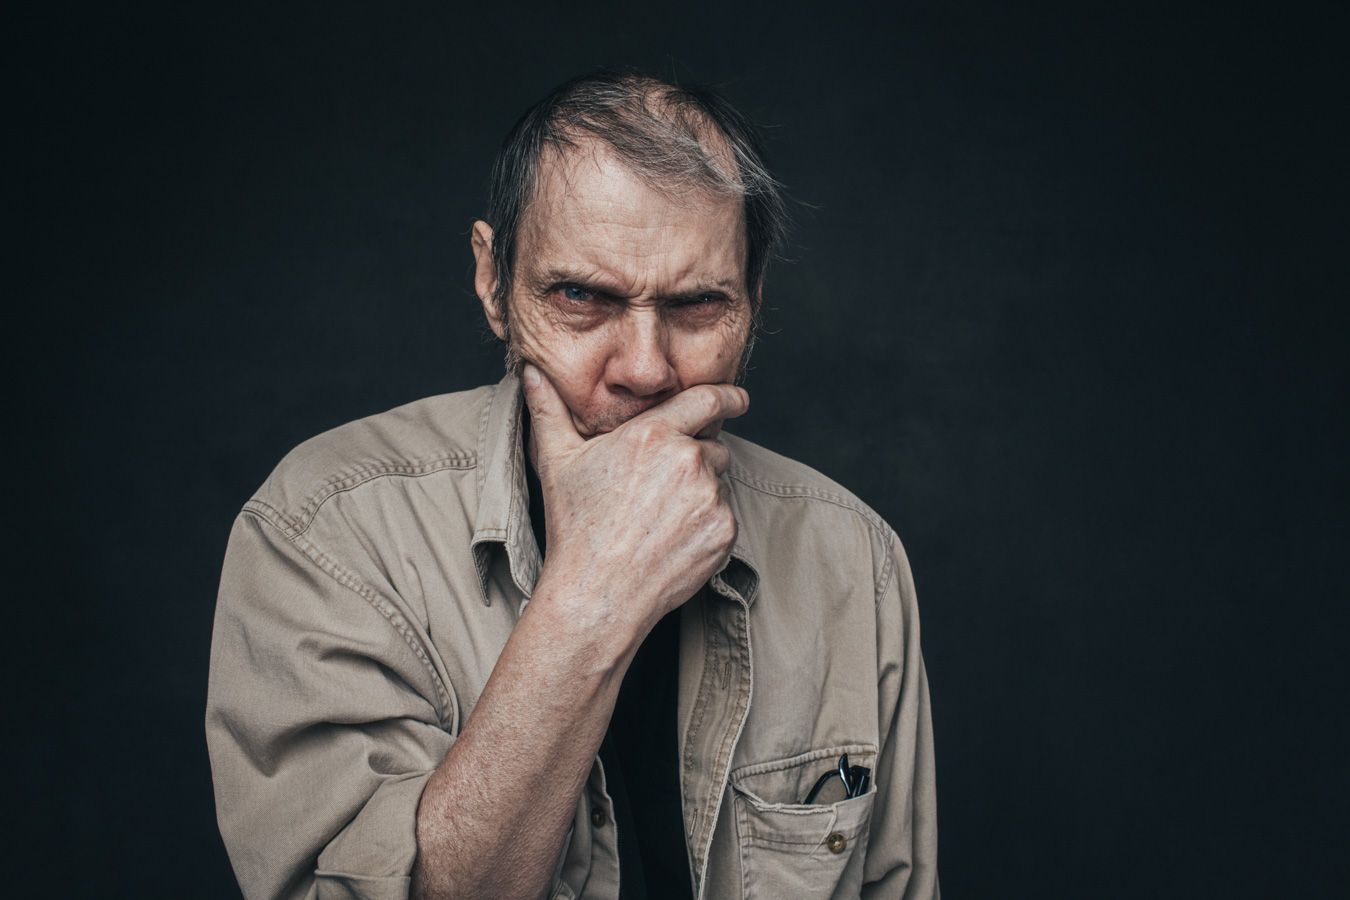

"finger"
[638, 383, 749, 438]
[521, 363, 584, 459]
[693, 419, 722, 440]
[699, 437, 732, 477]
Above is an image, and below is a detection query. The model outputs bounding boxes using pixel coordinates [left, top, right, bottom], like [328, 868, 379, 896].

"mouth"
[578, 421, 625, 439]
[572, 398, 664, 438]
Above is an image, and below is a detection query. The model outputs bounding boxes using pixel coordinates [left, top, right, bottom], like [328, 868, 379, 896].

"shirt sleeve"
[861, 526, 940, 899]
[206, 510, 455, 900]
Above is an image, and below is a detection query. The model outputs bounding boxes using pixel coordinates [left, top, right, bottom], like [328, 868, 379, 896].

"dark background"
[12, 1, 1346, 897]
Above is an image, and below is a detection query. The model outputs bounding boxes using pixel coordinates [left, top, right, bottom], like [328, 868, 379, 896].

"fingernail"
[522, 364, 540, 389]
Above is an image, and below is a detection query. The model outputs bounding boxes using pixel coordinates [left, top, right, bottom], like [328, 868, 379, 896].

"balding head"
[479, 70, 789, 354]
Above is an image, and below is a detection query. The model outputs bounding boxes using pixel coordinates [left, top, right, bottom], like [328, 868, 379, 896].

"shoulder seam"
[728, 467, 898, 610]
[240, 500, 455, 724]
[873, 526, 900, 610]
[266, 454, 478, 538]
[727, 467, 889, 533]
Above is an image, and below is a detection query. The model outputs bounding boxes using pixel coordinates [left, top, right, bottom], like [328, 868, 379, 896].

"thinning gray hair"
[482, 68, 790, 380]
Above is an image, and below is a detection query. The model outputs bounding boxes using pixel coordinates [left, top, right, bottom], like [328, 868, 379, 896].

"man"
[207, 70, 939, 900]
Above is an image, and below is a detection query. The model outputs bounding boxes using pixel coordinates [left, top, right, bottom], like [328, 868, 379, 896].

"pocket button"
[826, 832, 847, 854]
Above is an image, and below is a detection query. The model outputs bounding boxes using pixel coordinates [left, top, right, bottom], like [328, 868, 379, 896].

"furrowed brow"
[531, 267, 744, 302]
[534, 267, 630, 297]
[656, 277, 743, 303]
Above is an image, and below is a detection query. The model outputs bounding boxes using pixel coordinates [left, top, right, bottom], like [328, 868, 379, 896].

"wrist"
[528, 565, 650, 668]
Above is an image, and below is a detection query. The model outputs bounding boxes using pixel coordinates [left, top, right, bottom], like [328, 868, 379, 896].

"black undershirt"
[523, 415, 692, 900]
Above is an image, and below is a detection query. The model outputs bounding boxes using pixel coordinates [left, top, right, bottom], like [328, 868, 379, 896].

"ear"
[471, 220, 506, 340]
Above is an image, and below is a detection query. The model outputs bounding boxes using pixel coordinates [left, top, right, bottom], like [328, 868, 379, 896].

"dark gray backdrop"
[12, 2, 1346, 897]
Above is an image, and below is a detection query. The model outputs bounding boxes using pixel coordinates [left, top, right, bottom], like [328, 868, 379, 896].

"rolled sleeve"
[206, 511, 454, 900]
[862, 527, 940, 899]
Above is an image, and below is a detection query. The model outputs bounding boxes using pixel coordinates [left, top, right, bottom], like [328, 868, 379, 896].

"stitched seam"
[476, 380, 496, 498]
[729, 743, 879, 781]
[239, 506, 453, 721]
[255, 460, 477, 538]
[742, 827, 869, 846]
[705, 607, 749, 812]
[727, 468, 885, 525]
[713, 605, 753, 789]
[874, 528, 899, 610]
[695, 597, 753, 895]
[737, 800, 752, 899]
[728, 469, 897, 611]
[682, 600, 716, 842]
[299, 456, 477, 522]
[739, 811, 872, 844]
[276, 456, 478, 538]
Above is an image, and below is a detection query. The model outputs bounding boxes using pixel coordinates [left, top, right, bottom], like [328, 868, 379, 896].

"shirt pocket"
[729, 744, 878, 900]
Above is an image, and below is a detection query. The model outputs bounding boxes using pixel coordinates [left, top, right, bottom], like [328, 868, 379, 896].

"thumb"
[521, 363, 583, 460]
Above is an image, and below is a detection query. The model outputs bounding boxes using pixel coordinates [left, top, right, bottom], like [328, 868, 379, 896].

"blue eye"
[561, 285, 592, 302]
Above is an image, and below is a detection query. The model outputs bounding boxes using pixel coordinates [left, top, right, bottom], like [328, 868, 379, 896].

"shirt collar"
[469, 371, 760, 608]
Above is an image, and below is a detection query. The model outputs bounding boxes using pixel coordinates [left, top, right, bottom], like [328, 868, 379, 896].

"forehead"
[517, 139, 748, 293]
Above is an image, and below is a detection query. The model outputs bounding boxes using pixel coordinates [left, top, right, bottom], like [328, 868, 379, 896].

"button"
[590, 807, 607, 828]
[826, 832, 847, 854]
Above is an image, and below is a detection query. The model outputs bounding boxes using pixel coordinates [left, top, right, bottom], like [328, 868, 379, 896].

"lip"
[569, 391, 679, 438]
[573, 409, 648, 438]
[573, 418, 614, 439]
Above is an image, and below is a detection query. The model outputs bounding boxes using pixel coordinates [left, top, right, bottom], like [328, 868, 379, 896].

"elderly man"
[207, 70, 939, 900]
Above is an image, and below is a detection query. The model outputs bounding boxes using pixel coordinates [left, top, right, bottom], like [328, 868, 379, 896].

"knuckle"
[673, 442, 703, 471]
[693, 386, 719, 420]
[718, 508, 738, 544]
[631, 419, 664, 448]
[698, 477, 721, 505]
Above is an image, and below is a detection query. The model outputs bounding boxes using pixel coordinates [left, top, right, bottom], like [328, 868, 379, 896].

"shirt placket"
[483, 377, 757, 899]
[679, 572, 755, 900]
[581, 754, 622, 899]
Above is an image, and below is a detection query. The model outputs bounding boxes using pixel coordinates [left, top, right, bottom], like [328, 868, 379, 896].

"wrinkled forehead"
[517, 137, 749, 291]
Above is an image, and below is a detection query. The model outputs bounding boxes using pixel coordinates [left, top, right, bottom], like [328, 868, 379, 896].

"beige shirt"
[206, 371, 939, 900]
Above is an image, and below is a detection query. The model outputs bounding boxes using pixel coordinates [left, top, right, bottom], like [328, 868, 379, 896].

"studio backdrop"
[13, 2, 1345, 897]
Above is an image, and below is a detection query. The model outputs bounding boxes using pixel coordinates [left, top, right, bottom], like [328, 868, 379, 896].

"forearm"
[412, 576, 640, 900]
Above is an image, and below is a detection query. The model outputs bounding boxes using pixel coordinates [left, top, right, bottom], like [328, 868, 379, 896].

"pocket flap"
[730, 743, 878, 809]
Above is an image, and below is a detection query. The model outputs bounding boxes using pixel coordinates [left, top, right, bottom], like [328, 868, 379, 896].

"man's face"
[472, 139, 756, 438]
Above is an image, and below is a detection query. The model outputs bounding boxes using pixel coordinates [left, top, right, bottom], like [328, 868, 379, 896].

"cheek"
[672, 314, 751, 382]
[510, 309, 612, 401]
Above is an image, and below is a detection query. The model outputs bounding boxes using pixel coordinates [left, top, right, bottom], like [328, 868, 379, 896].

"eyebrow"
[532, 266, 743, 301]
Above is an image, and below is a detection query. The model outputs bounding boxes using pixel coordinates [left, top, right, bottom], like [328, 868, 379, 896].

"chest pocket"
[729, 744, 878, 900]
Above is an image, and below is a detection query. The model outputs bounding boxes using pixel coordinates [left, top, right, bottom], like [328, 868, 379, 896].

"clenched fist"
[521, 363, 749, 642]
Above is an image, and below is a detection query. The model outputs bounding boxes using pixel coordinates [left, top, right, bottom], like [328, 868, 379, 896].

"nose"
[604, 308, 678, 401]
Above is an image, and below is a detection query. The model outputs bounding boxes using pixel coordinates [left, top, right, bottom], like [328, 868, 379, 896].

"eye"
[674, 293, 725, 308]
[559, 284, 594, 303]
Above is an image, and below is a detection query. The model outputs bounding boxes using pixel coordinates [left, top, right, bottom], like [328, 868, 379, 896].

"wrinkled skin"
[473, 138, 757, 439]
[470, 136, 759, 628]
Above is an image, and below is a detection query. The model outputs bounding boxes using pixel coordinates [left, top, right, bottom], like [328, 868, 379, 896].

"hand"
[521, 363, 749, 640]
